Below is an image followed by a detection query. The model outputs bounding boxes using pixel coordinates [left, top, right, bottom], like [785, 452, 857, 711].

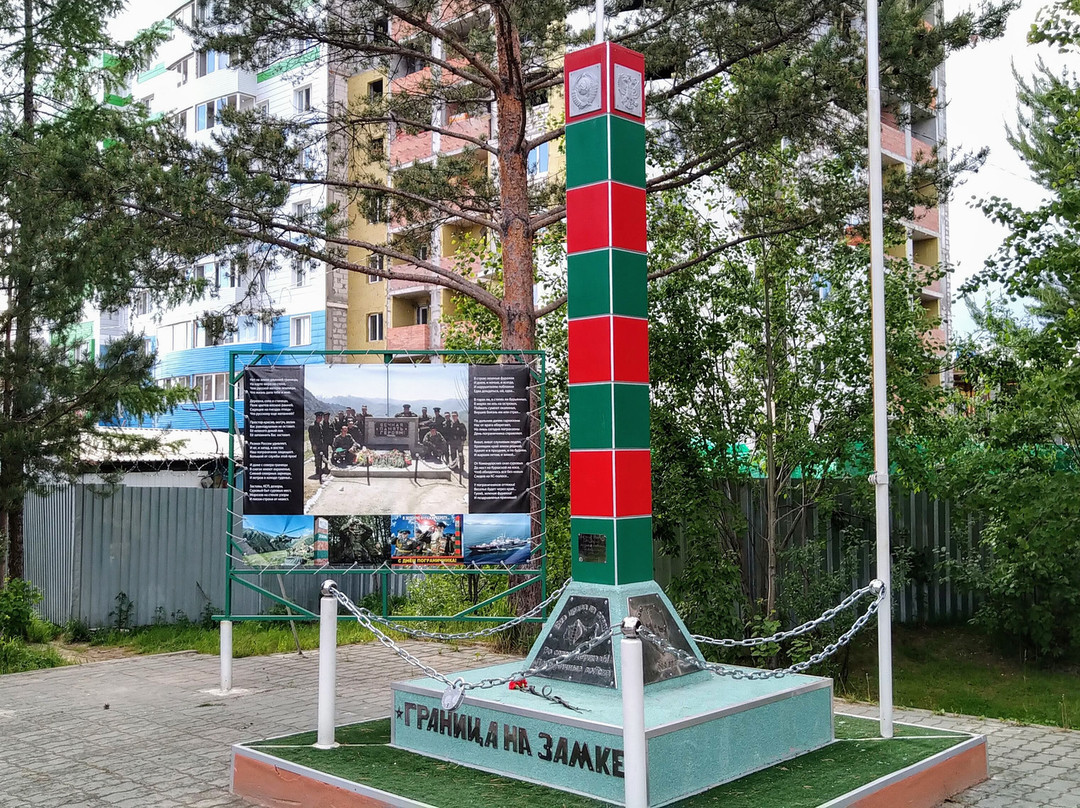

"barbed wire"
[334, 576, 571, 641]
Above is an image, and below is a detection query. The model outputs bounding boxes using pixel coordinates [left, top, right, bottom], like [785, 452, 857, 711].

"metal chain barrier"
[638, 580, 886, 681]
[326, 580, 614, 695]
[324, 578, 884, 708]
[691, 580, 884, 649]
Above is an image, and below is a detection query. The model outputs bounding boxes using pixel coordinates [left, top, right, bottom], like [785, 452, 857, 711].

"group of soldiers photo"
[307, 404, 468, 482]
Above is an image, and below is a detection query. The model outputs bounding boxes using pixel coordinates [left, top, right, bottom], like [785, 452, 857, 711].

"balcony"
[912, 204, 940, 235]
[881, 122, 906, 158]
[387, 323, 431, 350]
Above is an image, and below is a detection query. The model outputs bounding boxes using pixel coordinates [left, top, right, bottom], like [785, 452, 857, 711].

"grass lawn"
[841, 624, 1080, 729]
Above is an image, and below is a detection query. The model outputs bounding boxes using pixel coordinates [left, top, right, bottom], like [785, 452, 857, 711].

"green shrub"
[199, 603, 223, 630]
[0, 636, 66, 674]
[948, 472, 1080, 660]
[25, 617, 59, 644]
[63, 618, 92, 643]
[0, 578, 43, 640]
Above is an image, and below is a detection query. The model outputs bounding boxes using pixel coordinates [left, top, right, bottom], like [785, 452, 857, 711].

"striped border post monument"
[387, 45, 839, 806]
[565, 43, 652, 587]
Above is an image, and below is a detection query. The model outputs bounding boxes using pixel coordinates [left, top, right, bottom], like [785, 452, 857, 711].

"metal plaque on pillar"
[627, 593, 699, 684]
[533, 596, 616, 688]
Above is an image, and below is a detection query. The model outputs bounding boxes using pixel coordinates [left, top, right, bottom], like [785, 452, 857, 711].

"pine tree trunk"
[492, 7, 542, 633]
[0, 0, 35, 584]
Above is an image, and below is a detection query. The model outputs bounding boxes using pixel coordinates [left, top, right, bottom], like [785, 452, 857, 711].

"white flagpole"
[865, 0, 894, 739]
[595, 0, 604, 44]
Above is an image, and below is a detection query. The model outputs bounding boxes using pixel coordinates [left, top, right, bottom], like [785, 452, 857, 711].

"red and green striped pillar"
[565, 43, 652, 586]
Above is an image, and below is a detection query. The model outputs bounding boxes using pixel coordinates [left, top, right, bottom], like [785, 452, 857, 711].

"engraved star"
[395, 708, 403, 718]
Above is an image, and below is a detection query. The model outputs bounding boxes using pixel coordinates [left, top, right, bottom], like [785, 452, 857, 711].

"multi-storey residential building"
[83, 0, 352, 430]
[342, 22, 563, 362]
[77, 2, 947, 423]
[880, 51, 952, 384]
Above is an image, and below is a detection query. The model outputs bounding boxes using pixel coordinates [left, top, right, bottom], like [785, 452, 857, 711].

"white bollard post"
[220, 620, 233, 694]
[314, 580, 339, 749]
[621, 617, 648, 808]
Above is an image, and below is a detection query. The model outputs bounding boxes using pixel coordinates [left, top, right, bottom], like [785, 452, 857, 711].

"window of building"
[417, 244, 430, 261]
[367, 312, 384, 342]
[365, 195, 386, 224]
[398, 48, 424, 77]
[141, 337, 154, 356]
[292, 256, 312, 287]
[369, 17, 390, 43]
[193, 372, 229, 402]
[257, 100, 270, 116]
[196, 93, 253, 131]
[170, 56, 190, 86]
[294, 86, 312, 114]
[196, 49, 229, 78]
[367, 254, 383, 283]
[368, 79, 383, 101]
[370, 137, 384, 158]
[162, 375, 191, 390]
[237, 317, 272, 344]
[290, 314, 312, 346]
[169, 2, 195, 27]
[198, 261, 220, 289]
[528, 142, 549, 177]
[157, 321, 193, 353]
[195, 100, 215, 131]
[416, 306, 429, 325]
[234, 377, 245, 401]
[222, 261, 240, 288]
[133, 290, 152, 317]
[171, 109, 188, 133]
[196, 0, 213, 23]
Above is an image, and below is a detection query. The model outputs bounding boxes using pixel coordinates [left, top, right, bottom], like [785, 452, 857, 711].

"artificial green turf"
[242, 715, 972, 808]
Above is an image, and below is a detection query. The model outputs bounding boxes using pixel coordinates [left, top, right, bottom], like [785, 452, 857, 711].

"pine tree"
[0, 1, 243, 580]
[187, 0, 1011, 351]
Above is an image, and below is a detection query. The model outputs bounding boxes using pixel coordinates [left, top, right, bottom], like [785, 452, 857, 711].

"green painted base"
[391, 603, 835, 806]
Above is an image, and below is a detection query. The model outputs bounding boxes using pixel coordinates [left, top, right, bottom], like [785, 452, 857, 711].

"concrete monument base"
[232, 714, 988, 808]
[389, 581, 834, 805]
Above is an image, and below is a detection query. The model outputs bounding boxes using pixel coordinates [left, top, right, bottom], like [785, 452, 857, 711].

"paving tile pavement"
[838, 702, 1080, 808]
[1, 644, 1078, 807]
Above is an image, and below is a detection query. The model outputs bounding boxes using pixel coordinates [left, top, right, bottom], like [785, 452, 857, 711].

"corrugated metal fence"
[26, 483, 978, 627]
[653, 484, 981, 624]
[24, 485, 407, 627]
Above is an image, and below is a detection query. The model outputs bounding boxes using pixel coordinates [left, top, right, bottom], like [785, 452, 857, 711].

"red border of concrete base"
[847, 740, 988, 808]
[233, 753, 405, 808]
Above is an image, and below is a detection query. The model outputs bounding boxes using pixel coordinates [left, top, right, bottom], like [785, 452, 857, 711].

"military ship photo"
[462, 513, 532, 567]
[467, 536, 528, 554]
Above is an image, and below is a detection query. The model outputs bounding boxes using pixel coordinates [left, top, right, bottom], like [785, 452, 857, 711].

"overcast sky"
[945, 0, 1065, 335]
[114, 1, 1060, 338]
